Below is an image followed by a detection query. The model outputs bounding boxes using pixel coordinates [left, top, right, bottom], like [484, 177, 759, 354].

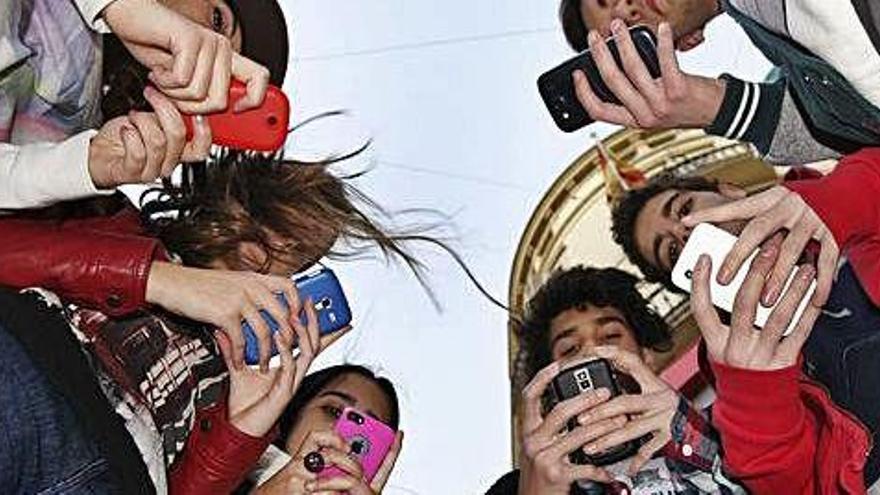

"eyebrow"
[652, 192, 679, 269]
[550, 327, 577, 351]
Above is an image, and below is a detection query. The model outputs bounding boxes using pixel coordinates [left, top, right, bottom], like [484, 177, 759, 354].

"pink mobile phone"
[319, 407, 396, 483]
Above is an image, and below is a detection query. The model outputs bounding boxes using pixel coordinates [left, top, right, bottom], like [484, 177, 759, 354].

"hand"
[253, 431, 351, 494]
[573, 20, 725, 129]
[102, 0, 269, 113]
[89, 88, 212, 189]
[517, 361, 614, 495]
[682, 186, 839, 307]
[307, 431, 404, 495]
[575, 346, 679, 475]
[690, 238, 822, 370]
[145, 262, 301, 372]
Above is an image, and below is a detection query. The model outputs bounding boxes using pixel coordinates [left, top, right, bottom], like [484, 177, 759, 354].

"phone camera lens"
[351, 439, 366, 455]
[685, 269, 693, 279]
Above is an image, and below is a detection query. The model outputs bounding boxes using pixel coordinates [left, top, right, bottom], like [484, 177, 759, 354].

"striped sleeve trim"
[706, 74, 786, 153]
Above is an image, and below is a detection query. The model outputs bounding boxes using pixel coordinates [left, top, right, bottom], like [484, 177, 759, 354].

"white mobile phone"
[671, 223, 815, 336]
[249, 444, 292, 486]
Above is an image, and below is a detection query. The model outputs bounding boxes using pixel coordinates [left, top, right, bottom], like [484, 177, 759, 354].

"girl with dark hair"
[243, 364, 403, 495]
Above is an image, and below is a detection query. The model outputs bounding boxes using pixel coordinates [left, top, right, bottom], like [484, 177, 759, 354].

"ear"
[674, 29, 705, 51]
[717, 182, 748, 200]
[237, 242, 268, 271]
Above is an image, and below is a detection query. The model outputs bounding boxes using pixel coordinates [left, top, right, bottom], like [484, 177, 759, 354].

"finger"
[174, 34, 215, 102]
[582, 414, 660, 456]
[371, 431, 404, 491]
[656, 22, 681, 82]
[565, 464, 613, 484]
[812, 232, 839, 307]
[546, 415, 628, 462]
[231, 53, 270, 112]
[143, 87, 185, 177]
[761, 264, 815, 348]
[572, 70, 638, 126]
[181, 114, 212, 162]
[681, 189, 781, 228]
[302, 297, 321, 355]
[593, 345, 664, 391]
[214, 329, 237, 373]
[202, 37, 232, 113]
[307, 474, 359, 493]
[290, 314, 314, 388]
[252, 286, 294, 371]
[149, 32, 201, 89]
[719, 211, 785, 285]
[120, 124, 147, 183]
[128, 112, 166, 183]
[588, 28, 656, 125]
[241, 302, 273, 373]
[224, 317, 246, 371]
[521, 361, 562, 431]
[533, 388, 612, 441]
[272, 331, 297, 399]
[317, 325, 351, 351]
[689, 255, 727, 352]
[612, 19, 661, 103]
[628, 433, 669, 475]
[763, 215, 813, 305]
[318, 447, 364, 480]
[775, 303, 821, 362]
[576, 392, 659, 425]
[730, 244, 776, 336]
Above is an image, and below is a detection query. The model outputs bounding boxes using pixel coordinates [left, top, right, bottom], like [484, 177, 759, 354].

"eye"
[603, 333, 622, 343]
[322, 405, 343, 420]
[678, 197, 694, 218]
[211, 7, 225, 33]
[559, 343, 580, 358]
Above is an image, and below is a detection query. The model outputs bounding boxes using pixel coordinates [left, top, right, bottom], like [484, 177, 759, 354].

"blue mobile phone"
[241, 268, 352, 365]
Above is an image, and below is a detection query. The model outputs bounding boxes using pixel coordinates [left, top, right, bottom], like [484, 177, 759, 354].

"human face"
[579, 0, 718, 47]
[548, 305, 643, 362]
[633, 186, 746, 275]
[161, 0, 243, 51]
[284, 373, 395, 455]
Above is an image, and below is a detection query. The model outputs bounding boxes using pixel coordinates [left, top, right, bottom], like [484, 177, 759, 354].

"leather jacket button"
[106, 294, 123, 308]
[200, 418, 212, 432]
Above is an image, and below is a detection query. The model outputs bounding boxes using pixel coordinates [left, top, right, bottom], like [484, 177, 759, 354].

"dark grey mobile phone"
[537, 25, 661, 133]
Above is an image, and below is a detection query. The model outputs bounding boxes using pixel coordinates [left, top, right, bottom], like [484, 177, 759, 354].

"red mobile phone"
[183, 80, 290, 151]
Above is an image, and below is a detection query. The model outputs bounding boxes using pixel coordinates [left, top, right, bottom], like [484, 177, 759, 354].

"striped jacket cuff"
[705, 75, 785, 153]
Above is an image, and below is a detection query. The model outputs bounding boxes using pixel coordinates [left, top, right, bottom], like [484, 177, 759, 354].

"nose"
[613, 0, 642, 24]
[673, 222, 691, 246]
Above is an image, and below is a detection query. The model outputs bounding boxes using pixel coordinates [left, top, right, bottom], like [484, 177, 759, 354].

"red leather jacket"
[0, 205, 269, 494]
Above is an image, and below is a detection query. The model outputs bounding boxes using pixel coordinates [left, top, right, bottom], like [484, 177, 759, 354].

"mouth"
[644, 0, 664, 16]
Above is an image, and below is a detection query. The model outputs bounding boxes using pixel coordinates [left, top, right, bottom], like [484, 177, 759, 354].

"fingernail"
[611, 19, 624, 33]
[596, 387, 611, 399]
[682, 214, 693, 225]
[143, 86, 156, 98]
[718, 267, 731, 283]
[584, 444, 598, 454]
[588, 30, 600, 44]
[696, 254, 709, 270]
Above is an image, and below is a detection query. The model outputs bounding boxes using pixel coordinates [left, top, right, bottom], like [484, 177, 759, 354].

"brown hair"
[560, 0, 589, 52]
[140, 149, 430, 281]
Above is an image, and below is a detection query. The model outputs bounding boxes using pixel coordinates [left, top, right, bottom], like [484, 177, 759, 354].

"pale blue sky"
[277, 2, 773, 492]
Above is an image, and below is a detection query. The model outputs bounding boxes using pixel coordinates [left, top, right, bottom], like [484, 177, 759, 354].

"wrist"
[145, 261, 174, 306]
[87, 137, 113, 190]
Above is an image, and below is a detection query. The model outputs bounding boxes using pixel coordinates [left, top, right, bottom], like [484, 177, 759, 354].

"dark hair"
[273, 364, 400, 449]
[517, 266, 671, 383]
[139, 149, 429, 281]
[611, 174, 719, 290]
[560, 0, 589, 52]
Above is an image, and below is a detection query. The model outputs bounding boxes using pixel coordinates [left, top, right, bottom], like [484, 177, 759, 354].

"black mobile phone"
[537, 25, 660, 133]
[542, 357, 643, 466]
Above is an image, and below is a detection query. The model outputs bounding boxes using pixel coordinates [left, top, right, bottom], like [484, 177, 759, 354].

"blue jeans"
[0, 322, 118, 494]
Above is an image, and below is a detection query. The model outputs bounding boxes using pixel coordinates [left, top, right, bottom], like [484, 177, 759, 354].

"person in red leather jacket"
[0, 148, 426, 493]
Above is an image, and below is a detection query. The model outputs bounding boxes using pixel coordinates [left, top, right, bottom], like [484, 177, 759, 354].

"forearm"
[0, 131, 111, 210]
[169, 402, 274, 495]
[710, 361, 817, 494]
[0, 217, 159, 315]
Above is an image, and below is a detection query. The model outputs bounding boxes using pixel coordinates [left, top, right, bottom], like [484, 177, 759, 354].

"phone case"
[183, 80, 290, 151]
[537, 25, 660, 132]
[320, 407, 396, 483]
[671, 223, 815, 336]
[241, 268, 352, 364]
[542, 357, 641, 466]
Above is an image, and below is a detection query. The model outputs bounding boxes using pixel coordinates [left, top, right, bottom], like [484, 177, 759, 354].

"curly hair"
[610, 174, 719, 291]
[517, 266, 671, 384]
[559, 0, 589, 52]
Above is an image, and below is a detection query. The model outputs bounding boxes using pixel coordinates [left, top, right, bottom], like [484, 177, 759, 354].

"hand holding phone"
[182, 80, 289, 151]
[538, 25, 660, 132]
[672, 223, 816, 337]
[319, 407, 397, 483]
[242, 268, 352, 365]
[688, 233, 822, 370]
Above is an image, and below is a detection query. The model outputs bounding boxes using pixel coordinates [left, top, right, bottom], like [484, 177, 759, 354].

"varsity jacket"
[706, 0, 880, 164]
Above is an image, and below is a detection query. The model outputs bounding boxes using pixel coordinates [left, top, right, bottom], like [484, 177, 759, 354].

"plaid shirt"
[0, 0, 103, 144]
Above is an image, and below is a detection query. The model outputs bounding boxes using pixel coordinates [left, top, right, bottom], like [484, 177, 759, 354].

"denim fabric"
[804, 262, 880, 485]
[0, 322, 118, 494]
